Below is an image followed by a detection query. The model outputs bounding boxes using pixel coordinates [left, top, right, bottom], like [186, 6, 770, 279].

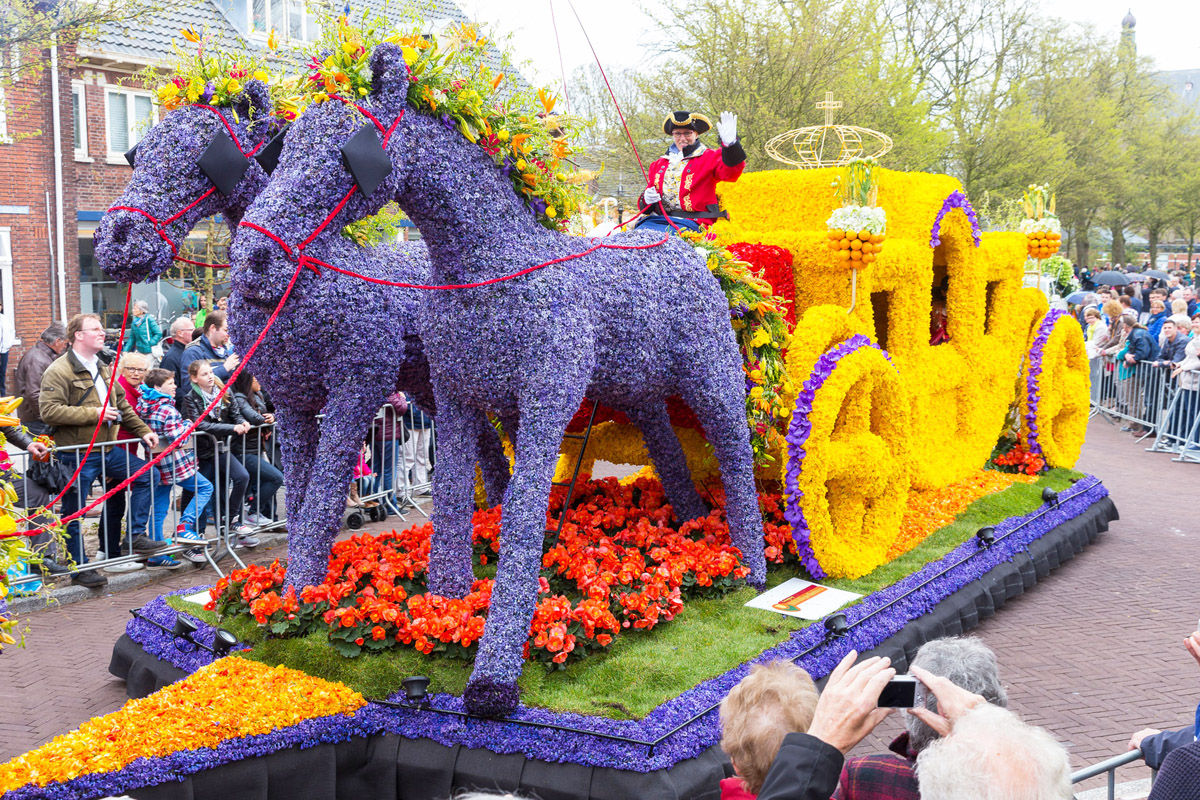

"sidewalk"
[2, 420, 1195, 787]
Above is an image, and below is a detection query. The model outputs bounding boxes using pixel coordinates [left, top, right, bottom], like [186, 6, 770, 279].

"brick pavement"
[2, 419, 1196, 790]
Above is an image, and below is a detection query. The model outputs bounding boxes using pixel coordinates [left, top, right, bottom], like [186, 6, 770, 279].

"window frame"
[72, 81, 92, 161]
[103, 86, 156, 164]
[0, 86, 9, 144]
[0, 227, 18, 343]
[245, 0, 320, 44]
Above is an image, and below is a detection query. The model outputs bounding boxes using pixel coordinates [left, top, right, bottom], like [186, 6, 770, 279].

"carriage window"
[871, 291, 890, 352]
[929, 259, 950, 346]
[984, 280, 1001, 335]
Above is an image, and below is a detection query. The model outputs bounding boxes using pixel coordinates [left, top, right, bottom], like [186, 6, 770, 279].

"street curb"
[7, 531, 290, 616]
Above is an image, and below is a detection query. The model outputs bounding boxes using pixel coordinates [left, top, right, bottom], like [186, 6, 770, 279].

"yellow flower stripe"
[0, 658, 366, 793]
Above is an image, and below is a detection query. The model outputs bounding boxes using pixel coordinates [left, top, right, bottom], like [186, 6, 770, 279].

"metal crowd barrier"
[1088, 353, 1200, 459]
[1070, 749, 1154, 800]
[6, 396, 439, 591]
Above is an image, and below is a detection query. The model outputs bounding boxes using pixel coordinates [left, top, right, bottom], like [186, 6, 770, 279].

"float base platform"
[103, 480, 1117, 800]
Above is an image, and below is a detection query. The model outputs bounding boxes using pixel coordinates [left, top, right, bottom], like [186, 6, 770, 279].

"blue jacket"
[1147, 310, 1169, 340]
[1127, 327, 1160, 362]
[178, 335, 233, 400]
[122, 314, 162, 354]
[1141, 726, 1195, 769]
[1158, 334, 1190, 365]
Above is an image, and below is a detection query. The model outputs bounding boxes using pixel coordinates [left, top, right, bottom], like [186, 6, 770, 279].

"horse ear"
[369, 43, 409, 113]
[237, 79, 273, 122]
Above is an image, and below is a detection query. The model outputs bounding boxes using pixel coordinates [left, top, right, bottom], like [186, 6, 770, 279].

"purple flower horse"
[92, 79, 509, 587]
[234, 47, 767, 715]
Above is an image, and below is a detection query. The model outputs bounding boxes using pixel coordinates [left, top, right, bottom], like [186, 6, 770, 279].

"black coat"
[756, 733, 844, 800]
[230, 390, 274, 455]
[180, 384, 246, 460]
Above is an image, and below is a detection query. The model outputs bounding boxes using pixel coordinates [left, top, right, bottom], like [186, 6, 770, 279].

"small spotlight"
[212, 628, 239, 657]
[976, 526, 996, 547]
[1042, 487, 1059, 505]
[402, 675, 431, 705]
[823, 613, 849, 638]
[172, 615, 198, 638]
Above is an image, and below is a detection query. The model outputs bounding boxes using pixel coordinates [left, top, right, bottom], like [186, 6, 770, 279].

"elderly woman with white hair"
[122, 298, 162, 357]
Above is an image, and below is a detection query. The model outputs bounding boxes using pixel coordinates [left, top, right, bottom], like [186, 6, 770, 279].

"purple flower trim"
[929, 190, 982, 249]
[782, 334, 884, 578]
[114, 478, 1109, 777]
[1023, 310, 1067, 458]
[124, 588, 248, 674]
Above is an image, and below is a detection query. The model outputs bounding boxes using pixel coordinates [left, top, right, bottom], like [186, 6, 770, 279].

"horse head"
[232, 45, 412, 284]
[95, 79, 277, 284]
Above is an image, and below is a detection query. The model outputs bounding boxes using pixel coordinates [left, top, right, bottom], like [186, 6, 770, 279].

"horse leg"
[283, 393, 381, 589]
[426, 395, 481, 598]
[464, 393, 578, 715]
[626, 403, 708, 522]
[679, 370, 768, 589]
[274, 406, 318, 536]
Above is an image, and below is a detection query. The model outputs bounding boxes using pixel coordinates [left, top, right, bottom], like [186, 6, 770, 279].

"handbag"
[27, 456, 76, 494]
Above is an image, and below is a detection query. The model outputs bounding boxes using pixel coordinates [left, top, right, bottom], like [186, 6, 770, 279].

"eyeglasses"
[124, 367, 147, 374]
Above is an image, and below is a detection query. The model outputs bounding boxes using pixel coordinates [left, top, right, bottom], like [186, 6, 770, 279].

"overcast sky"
[461, 0, 1200, 91]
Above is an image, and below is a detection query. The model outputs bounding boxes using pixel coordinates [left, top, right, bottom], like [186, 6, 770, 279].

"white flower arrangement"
[1018, 216, 1061, 235]
[826, 205, 887, 235]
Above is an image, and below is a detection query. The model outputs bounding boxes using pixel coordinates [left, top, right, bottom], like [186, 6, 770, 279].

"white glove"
[717, 111, 738, 146]
[643, 186, 662, 205]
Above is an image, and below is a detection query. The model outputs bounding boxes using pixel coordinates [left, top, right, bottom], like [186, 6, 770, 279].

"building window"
[0, 88, 9, 144]
[72, 82, 91, 160]
[235, 0, 319, 42]
[105, 88, 154, 162]
[0, 227, 16, 336]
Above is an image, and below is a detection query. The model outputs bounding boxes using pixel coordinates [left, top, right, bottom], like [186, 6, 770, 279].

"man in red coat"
[639, 110, 746, 230]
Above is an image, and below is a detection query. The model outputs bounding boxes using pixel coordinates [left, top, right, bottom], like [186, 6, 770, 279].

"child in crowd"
[718, 660, 820, 799]
[136, 368, 215, 566]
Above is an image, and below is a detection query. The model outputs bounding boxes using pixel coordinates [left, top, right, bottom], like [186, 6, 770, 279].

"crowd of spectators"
[710, 633, 1197, 800]
[7, 302, 433, 589]
[1072, 271, 1200, 443]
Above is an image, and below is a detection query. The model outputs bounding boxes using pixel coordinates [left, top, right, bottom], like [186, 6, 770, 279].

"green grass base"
[169, 468, 1082, 719]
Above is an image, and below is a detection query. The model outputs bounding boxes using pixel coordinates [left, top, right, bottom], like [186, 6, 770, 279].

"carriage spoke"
[825, 431, 892, 492]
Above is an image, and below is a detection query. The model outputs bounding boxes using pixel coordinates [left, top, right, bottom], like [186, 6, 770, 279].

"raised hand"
[717, 111, 738, 146]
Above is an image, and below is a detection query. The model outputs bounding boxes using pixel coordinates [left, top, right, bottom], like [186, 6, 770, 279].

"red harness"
[238, 96, 671, 291]
[107, 104, 269, 270]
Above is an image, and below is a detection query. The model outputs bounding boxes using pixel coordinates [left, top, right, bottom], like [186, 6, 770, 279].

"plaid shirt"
[833, 734, 919, 800]
[136, 393, 198, 485]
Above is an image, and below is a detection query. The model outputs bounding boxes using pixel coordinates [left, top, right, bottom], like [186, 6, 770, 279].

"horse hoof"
[463, 677, 520, 717]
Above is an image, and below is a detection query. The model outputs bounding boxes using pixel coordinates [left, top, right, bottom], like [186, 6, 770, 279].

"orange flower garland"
[0, 659, 365, 794]
[886, 470, 1034, 559]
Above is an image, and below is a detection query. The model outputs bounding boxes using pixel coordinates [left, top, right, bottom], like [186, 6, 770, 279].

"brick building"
[0, 0, 473, 378]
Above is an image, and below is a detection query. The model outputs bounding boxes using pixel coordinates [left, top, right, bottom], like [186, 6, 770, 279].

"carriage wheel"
[1023, 310, 1089, 468]
[783, 334, 912, 580]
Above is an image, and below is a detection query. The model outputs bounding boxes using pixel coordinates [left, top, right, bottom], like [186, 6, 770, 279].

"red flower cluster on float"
[724, 243, 797, 326]
[208, 476, 795, 665]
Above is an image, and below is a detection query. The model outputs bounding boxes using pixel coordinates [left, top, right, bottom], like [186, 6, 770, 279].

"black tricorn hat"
[663, 111, 712, 135]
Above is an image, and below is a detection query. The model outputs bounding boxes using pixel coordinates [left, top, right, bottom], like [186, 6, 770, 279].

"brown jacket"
[38, 350, 151, 447]
[12, 341, 61, 425]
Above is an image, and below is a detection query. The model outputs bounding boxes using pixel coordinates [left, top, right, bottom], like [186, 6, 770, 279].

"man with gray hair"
[912, 666, 1071, 800]
[13, 323, 68, 433]
[159, 315, 195, 404]
[123, 299, 162, 356]
[833, 637, 1008, 800]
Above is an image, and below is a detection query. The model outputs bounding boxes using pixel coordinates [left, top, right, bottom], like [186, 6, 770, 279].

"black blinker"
[198, 129, 251, 196]
[253, 122, 291, 176]
[124, 144, 138, 167]
[341, 122, 392, 198]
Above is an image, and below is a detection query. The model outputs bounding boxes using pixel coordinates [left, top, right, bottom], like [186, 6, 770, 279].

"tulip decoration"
[1020, 184, 1061, 260]
[825, 158, 887, 266]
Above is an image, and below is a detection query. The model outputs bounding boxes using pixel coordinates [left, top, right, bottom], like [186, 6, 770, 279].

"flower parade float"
[13, 18, 1114, 800]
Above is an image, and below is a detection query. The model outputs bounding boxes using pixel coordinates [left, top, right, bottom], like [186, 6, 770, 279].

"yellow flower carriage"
[560, 167, 1090, 579]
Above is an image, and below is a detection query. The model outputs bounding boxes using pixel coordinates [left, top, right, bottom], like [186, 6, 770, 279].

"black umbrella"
[1093, 270, 1131, 286]
[1143, 269, 1170, 280]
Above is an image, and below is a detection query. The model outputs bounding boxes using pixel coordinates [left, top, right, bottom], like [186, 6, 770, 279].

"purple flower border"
[71, 474, 1105, 788]
[930, 190, 982, 248]
[783, 334, 872, 578]
[1024, 310, 1066, 458]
